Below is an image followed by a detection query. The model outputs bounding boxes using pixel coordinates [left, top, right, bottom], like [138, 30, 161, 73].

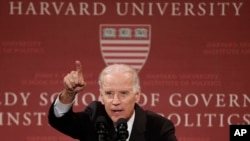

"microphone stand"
[116, 118, 129, 141]
[96, 116, 109, 141]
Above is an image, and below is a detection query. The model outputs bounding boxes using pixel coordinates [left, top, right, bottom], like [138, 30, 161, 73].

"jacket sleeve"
[145, 110, 177, 141]
[159, 119, 177, 141]
[48, 101, 95, 140]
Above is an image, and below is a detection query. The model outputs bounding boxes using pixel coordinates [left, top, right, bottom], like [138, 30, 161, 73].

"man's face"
[100, 72, 140, 123]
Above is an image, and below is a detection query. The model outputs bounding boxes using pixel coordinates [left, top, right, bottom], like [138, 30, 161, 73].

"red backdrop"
[0, 0, 250, 141]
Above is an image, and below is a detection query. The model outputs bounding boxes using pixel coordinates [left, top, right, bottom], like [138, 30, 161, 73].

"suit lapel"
[129, 104, 146, 141]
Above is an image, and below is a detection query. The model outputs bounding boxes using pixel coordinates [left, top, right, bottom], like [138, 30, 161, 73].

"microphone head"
[95, 116, 107, 129]
[117, 118, 128, 129]
[116, 118, 129, 140]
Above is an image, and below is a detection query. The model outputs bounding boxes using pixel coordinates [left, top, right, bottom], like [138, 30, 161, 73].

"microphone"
[95, 116, 108, 141]
[116, 118, 129, 141]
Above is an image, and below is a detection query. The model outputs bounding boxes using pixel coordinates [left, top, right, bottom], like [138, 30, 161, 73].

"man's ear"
[99, 89, 104, 104]
[135, 89, 141, 103]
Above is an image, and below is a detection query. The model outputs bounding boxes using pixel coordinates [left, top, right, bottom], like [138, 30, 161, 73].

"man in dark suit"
[48, 60, 177, 141]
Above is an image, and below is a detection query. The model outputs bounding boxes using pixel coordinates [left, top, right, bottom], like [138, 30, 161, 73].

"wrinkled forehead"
[102, 71, 134, 88]
[101, 64, 135, 75]
[99, 64, 136, 82]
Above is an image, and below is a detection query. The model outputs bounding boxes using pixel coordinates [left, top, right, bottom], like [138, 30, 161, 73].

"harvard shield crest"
[99, 24, 151, 72]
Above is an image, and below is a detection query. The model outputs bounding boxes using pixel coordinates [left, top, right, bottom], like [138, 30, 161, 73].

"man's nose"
[112, 94, 121, 105]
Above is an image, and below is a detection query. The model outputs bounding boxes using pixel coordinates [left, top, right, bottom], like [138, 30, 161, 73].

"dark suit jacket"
[48, 101, 177, 141]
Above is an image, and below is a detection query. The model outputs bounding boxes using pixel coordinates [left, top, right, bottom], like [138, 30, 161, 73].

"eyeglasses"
[101, 89, 133, 100]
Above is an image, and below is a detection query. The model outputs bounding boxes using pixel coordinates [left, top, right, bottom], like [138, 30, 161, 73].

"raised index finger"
[75, 60, 82, 75]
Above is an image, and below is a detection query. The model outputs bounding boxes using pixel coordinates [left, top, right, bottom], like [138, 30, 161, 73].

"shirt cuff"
[53, 95, 73, 117]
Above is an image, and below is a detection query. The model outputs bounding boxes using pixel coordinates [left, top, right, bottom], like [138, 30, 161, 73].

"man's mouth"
[112, 110, 123, 113]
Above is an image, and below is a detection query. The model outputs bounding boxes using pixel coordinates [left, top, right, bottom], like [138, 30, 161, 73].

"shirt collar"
[126, 110, 135, 141]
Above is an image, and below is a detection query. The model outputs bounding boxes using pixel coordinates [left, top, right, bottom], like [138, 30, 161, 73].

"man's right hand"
[60, 60, 86, 104]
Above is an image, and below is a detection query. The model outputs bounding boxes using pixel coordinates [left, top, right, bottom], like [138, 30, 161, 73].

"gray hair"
[98, 64, 140, 92]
